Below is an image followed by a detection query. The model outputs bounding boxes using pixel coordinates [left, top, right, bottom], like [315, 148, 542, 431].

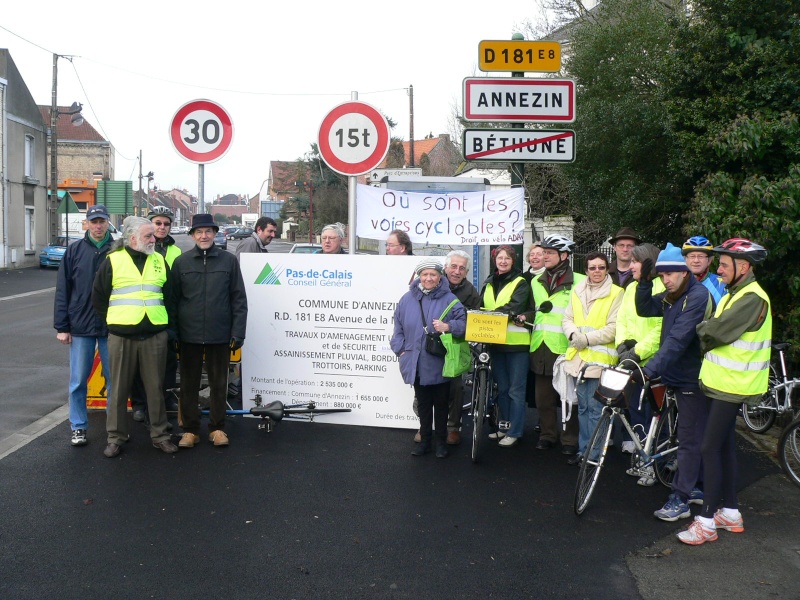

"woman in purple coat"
[391, 259, 467, 458]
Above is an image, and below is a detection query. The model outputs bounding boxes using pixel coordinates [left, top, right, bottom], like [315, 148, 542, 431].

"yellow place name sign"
[465, 310, 508, 344]
[479, 40, 561, 73]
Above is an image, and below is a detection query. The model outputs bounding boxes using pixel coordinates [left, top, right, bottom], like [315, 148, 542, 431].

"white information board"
[240, 254, 421, 429]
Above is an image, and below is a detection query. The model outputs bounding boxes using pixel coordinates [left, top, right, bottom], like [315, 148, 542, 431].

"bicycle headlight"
[478, 351, 491, 364]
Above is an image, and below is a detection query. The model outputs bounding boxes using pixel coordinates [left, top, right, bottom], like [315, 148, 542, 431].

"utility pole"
[408, 84, 415, 167]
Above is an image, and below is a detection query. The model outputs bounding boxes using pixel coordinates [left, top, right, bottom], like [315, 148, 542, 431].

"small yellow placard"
[465, 310, 508, 344]
[479, 40, 561, 72]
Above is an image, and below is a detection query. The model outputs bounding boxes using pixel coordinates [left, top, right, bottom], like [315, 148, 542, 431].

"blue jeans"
[577, 377, 602, 456]
[491, 351, 529, 439]
[68, 336, 110, 430]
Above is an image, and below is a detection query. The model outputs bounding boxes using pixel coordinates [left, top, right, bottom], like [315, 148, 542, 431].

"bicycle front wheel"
[471, 369, 489, 463]
[778, 415, 800, 488]
[742, 366, 779, 433]
[653, 400, 679, 488]
[574, 409, 613, 516]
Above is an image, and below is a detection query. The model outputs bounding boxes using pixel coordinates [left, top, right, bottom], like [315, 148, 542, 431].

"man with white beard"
[92, 216, 178, 458]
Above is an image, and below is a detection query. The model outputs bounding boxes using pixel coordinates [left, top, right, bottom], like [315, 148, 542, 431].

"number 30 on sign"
[170, 99, 234, 164]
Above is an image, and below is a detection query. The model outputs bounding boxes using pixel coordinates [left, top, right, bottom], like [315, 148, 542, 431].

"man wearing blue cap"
[634, 242, 713, 522]
[54, 204, 115, 447]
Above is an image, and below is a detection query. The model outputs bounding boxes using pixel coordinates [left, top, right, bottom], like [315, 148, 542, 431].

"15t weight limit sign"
[318, 101, 390, 176]
[170, 99, 234, 164]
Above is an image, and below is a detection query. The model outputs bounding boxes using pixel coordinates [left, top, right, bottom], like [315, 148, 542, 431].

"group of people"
[56, 208, 249, 457]
[391, 226, 772, 547]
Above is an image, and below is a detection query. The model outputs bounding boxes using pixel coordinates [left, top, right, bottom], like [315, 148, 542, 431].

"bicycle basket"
[593, 366, 635, 408]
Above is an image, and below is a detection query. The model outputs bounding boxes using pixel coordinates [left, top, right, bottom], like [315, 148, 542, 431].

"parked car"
[214, 230, 228, 250]
[289, 243, 322, 254]
[39, 236, 80, 268]
[172, 225, 188, 234]
[223, 226, 239, 238]
[228, 227, 254, 240]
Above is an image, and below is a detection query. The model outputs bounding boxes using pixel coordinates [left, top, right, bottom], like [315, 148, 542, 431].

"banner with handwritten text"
[356, 183, 524, 245]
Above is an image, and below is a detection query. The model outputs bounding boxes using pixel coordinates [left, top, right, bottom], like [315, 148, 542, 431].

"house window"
[24, 207, 35, 251]
[25, 135, 35, 178]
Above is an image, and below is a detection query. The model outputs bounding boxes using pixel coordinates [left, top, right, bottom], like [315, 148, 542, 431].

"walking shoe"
[488, 431, 506, 440]
[413, 430, 421, 443]
[561, 444, 578, 456]
[411, 442, 431, 456]
[621, 441, 636, 454]
[567, 453, 583, 466]
[435, 443, 449, 458]
[178, 433, 201, 448]
[153, 440, 179, 454]
[626, 466, 645, 477]
[133, 409, 145, 422]
[103, 443, 121, 458]
[536, 439, 554, 450]
[446, 431, 461, 445]
[637, 466, 657, 487]
[654, 493, 691, 521]
[677, 517, 718, 545]
[688, 487, 704, 505]
[713, 509, 744, 533]
[209, 430, 229, 446]
[498, 436, 518, 447]
[70, 429, 88, 447]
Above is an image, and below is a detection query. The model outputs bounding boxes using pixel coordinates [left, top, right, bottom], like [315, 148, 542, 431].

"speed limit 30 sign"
[318, 101, 390, 176]
[170, 99, 234, 164]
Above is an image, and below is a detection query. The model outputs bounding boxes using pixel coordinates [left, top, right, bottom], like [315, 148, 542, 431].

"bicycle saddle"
[772, 342, 790, 352]
[250, 400, 285, 422]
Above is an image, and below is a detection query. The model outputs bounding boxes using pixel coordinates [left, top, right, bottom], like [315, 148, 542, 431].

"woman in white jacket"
[562, 251, 624, 465]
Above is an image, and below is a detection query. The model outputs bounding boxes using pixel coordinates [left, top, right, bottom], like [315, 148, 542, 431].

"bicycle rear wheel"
[653, 400, 679, 488]
[742, 365, 779, 433]
[471, 369, 489, 463]
[574, 410, 613, 516]
[778, 415, 800, 488]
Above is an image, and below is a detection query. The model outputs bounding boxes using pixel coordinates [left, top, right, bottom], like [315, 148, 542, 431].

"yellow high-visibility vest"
[530, 273, 586, 354]
[699, 281, 772, 396]
[107, 250, 168, 326]
[483, 276, 530, 346]
[564, 284, 622, 365]
[164, 244, 181, 268]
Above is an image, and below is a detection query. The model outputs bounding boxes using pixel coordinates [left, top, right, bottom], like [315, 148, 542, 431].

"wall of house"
[57, 142, 114, 182]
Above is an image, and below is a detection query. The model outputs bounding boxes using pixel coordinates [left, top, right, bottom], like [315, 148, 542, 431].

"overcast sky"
[1, 2, 546, 202]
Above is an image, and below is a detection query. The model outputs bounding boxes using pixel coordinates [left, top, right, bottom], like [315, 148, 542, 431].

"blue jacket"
[391, 278, 467, 386]
[699, 272, 727, 308]
[635, 274, 711, 388]
[54, 232, 113, 337]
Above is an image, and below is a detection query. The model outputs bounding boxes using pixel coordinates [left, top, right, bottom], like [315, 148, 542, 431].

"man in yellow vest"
[518, 235, 584, 455]
[678, 238, 771, 545]
[130, 206, 182, 424]
[92, 216, 178, 458]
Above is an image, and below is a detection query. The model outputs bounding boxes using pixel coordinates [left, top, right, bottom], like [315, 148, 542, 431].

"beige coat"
[562, 274, 623, 378]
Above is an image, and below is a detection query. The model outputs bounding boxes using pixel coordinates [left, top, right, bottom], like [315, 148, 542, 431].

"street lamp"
[49, 54, 84, 238]
[295, 180, 314, 243]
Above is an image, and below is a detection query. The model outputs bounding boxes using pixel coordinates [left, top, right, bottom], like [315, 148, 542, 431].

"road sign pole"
[510, 35, 525, 223]
[348, 90, 358, 254]
[198, 164, 205, 214]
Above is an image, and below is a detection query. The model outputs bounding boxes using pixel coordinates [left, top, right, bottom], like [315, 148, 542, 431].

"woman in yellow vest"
[479, 246, 531, 447]
[562, 251, 624, 465]
[679, 238, 771, 545]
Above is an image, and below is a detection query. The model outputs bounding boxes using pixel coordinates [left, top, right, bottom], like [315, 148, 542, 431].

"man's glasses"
[385, 243, 402, 249]
[587, 265, 607, 271]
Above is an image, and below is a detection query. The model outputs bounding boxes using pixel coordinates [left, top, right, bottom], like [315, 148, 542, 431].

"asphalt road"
[1, 238, 798, 599]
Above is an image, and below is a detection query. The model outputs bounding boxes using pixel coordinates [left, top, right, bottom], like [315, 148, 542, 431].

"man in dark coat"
[171, 214, 248, 448]
[54, 204, 114, 447]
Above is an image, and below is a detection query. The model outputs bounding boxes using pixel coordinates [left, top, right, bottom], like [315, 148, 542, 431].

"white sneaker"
[498, 436, 518, 447]
[637, 466, 657, 487]
[621, 441, 636, 454]
[488, 431, 506, 439]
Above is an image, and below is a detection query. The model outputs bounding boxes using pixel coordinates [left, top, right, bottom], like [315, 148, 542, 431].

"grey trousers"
[106, 331, 170, 445]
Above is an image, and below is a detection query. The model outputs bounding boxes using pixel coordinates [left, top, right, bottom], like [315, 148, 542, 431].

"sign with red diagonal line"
[462, 129, 575, 163]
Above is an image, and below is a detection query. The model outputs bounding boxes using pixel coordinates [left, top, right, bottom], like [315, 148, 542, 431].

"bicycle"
[778, 412, 800, 489]
[210, 393, 351, 433]
[741, 342, 800, 434]
[574, 361, 680, 516]
[465, 341, 502, 463]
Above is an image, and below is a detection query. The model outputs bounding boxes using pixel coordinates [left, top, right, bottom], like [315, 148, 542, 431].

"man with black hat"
[55, 204, 115, 447]
[608, 227, 641, 289]
[171, 214, 248, 448]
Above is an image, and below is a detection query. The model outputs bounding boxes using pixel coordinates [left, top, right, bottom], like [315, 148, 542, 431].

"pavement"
[1, 264, 799, 598]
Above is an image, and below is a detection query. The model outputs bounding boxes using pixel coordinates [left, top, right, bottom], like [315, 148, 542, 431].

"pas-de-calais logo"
[254, 263, 283, 285]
